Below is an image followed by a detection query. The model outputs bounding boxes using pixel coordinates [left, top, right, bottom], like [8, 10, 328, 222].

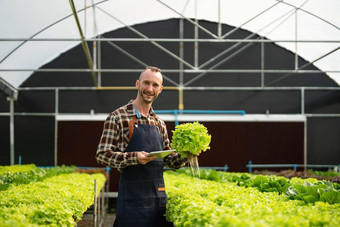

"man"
[96, 66, 187, 227]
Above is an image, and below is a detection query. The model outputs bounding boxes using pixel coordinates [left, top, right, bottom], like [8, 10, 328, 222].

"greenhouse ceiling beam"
[198, 4, 299, 72]
[278, 0, 340, 31]
[103, 36, 179, 87]
[185, 2, 309, 86]
[0, 77, 18, 100]
[2, 38, 339, 43]
[2, 69, 340, 74]
[266, 45, 340, 86]
[221, 1, 281, 39]
[0, 0, 108, 65]
[185, 41, 256, 86]
[198, 34, 257, 69]
[97, 7, 195, 70]
[156, 0, 218, 39]
[105, 38, 148, 68]
[16, 86, 340, 91]
[69, 0, 98, 87]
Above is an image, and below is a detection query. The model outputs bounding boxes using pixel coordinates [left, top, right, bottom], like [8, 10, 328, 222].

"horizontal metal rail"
[246, 161, 340, 172]
[1, 38, 339, 43]
[16, 86, 340, 91]
[164, 165, 229, 172]
[200, 166, 229, 172]
[2, 112, 339, 119]
[155, 110, 245, 125]
[2, 68, 340, 74]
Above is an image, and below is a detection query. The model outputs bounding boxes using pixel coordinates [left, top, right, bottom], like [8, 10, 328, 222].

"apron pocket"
[125, 180, 153, 208]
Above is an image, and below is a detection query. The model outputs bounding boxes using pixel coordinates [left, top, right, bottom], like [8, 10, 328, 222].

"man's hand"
[137, 151, 158, 165]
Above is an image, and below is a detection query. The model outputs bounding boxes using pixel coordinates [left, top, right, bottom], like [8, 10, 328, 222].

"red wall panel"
[58, 120, 304, 191]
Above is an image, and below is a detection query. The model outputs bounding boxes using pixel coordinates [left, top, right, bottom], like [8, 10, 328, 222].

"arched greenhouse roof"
[0, 0, 339, 88]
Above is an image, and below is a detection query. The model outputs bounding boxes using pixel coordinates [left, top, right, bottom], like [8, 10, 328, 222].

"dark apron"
[114, 122, 172, 227]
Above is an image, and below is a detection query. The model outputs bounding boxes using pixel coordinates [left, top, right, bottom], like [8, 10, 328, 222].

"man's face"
[136, 69, 163, 104]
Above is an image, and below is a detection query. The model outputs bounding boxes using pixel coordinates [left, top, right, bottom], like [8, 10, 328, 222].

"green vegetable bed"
[164, 170, 340, 227]
[0, 165, 106, 227]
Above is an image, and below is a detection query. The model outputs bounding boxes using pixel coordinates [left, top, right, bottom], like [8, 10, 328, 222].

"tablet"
[146, 149, 176, 158]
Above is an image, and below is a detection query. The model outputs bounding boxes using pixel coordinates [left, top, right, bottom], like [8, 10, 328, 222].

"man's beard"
[139, 89, 158, 103]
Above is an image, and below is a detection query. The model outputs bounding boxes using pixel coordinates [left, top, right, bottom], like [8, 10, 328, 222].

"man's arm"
[95, 114, 139, 169]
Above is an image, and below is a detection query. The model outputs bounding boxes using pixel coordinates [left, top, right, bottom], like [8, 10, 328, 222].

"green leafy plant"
[230, 173, 253, 187]
[311, 170, 340, 177]
[0, 164, 76, 191]
[171, 122, 211, 178]
[0, 164, 37, 175]
[251, 175, 290, 194]
[164, 171, 340, 227]
[0, 172, 106, 226]
[181, 168, 290, 194]
[171, 121, 211, 156]
[286, 181, 340, 204]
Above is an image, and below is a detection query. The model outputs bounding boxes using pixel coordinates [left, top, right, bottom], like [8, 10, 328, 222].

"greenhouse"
[1, 0, 339, 226]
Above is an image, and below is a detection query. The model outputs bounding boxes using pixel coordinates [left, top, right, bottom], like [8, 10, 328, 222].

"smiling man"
[136, 67, 163, 104]
[96, 66, 187, 227]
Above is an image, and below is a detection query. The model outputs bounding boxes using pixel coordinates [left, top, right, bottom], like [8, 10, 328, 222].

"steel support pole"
[295, 9, 299, 70]
[179, 18, 184, 86]
[97, 37, 102, 87]
[194, 0, 198, 69]
[304, 119, 307, 172]
[302, 88, 307, 172]
[179, 18, 184, 110]
[9, 97, 15, 165]
[218, 0, 222, 38]
[261, 36, 265, 87]
[54, 89, 59, 166]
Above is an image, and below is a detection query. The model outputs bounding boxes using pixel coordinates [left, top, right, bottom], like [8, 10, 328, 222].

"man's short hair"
[139, 66, 163, 82]
[145, 66, 161, 73]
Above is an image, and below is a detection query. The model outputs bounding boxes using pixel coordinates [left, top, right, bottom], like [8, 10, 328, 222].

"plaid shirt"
[96, 100, 187, 171]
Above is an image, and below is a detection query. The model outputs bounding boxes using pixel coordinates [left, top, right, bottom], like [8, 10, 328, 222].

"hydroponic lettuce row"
[171, 122, 211, 156]
[177, 168, 340, 204]
[164, 171, 340, 227]
[0, 164, 37, 175]
[0, 165, 106, 227]
[0, 164, 76, 191]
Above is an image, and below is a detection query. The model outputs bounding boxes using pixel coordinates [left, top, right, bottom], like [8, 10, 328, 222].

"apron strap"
[129, 115, 162, 140]
[129, 116, 137, 140]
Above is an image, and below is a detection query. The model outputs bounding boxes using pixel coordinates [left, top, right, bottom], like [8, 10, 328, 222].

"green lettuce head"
[171, 122, 211, 156]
